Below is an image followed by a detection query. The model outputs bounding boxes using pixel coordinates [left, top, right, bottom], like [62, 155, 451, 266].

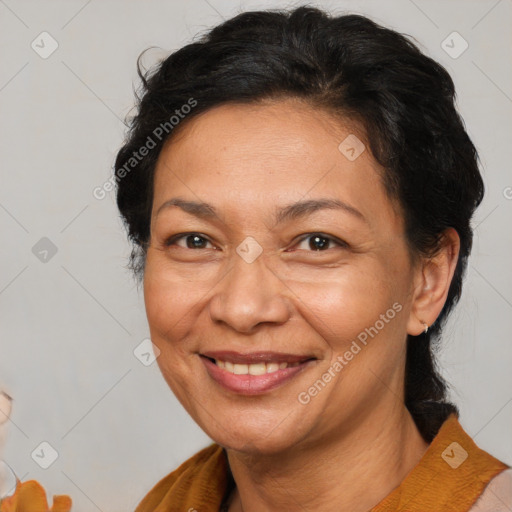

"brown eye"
[164, 233, 215, 250]
[294, 233, 348, 252]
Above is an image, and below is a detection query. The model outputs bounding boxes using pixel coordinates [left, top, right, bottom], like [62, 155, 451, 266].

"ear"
[407, 228, 460, 336]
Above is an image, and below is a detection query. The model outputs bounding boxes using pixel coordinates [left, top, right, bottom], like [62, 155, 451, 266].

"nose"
[208, 250, 292, 333]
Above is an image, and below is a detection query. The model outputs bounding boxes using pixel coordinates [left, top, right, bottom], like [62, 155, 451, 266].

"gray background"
[0, 0, 511, 510]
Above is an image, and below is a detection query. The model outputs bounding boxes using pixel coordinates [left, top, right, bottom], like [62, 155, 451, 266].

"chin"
[197, 406, 311, 456]
[217, 430, 300, 455]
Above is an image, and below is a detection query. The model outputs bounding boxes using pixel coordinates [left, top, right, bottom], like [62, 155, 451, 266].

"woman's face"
[144, 98, 420, 454]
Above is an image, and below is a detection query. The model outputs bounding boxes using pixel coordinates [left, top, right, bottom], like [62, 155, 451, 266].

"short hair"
[114, 6, 484, 442]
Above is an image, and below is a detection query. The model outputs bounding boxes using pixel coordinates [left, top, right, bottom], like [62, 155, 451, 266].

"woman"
[114, 6, 511, 512]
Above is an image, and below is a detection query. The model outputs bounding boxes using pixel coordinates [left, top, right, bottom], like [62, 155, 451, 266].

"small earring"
[421, 321, 429, 334]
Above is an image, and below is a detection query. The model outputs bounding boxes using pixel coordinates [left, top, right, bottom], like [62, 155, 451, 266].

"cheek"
[143, 268, 199, 397]
[289, 268, 409, 409]
[143, 255, 213, 340]
[291, 265, 401, 342]
[143, 276, 191, 382]
[296, 274, 407, 406]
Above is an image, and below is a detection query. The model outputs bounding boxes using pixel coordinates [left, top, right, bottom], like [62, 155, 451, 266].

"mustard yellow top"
[134, 413, 510, 512]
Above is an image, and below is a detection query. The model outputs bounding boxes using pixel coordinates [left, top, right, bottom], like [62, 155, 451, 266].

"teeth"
[248, 363, 266, 375]
[233, 363, 248, 375]
[214, 359, 301, 374]
[266, 363, 279, 373]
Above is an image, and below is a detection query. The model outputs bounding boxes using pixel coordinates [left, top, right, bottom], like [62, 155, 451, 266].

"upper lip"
[200, 351, 315, 364]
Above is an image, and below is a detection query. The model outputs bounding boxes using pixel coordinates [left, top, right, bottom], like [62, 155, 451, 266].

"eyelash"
[163, 232, 348, 252]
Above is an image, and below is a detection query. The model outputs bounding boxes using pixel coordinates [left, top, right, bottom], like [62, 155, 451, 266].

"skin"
[143, 98, 460, 512]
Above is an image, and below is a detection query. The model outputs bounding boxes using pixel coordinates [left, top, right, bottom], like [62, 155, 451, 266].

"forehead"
[152, 99, 400, 231]
[159, 98, 362, 171]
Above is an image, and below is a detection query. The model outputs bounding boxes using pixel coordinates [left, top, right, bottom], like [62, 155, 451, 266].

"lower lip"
[200, 356, 313, 395]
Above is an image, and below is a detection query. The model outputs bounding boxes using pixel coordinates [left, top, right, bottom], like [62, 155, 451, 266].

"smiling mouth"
[199, 351, 316, 394]
[203, 357, 303, 375]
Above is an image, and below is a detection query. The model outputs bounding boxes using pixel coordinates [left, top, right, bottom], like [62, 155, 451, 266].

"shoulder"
[134, 443, 227, 512]
[374, 413, 511, 511]
[469, 467, 512, 511]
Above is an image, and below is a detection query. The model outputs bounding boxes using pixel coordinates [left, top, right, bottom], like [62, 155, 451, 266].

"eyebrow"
[155, 197, 367, 225]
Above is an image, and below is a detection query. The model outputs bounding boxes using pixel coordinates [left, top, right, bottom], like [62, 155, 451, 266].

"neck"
[226, 405, 429, 512]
